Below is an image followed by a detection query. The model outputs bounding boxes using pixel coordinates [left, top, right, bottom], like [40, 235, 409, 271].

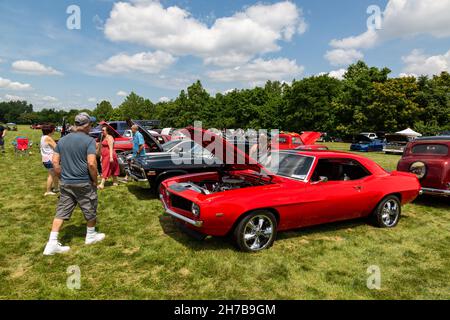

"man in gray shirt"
[44, 112, 106, 255]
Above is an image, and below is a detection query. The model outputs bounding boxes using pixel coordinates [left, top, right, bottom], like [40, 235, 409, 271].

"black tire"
[233, 210, 277, 252]
[371, 195, 401, 228]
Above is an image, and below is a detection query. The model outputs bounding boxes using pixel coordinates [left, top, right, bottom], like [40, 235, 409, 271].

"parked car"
[159, 128, 421, 252]
[350, 134, 385, 152]
[397, 136, 450, 196]
[124, 138, 223, 194]
[272, 132, 324, 151]
[383, 134, 412, 154]
[361, 132, 378, 140]
[30, 124, 42, 130]
[6, 123, 17, 131]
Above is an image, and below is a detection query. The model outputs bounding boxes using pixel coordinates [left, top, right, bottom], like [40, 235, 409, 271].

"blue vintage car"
[350, 134, 385, 152]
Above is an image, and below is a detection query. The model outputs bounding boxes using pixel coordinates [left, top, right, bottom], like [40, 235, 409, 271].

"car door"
[296, 158, 374, 227]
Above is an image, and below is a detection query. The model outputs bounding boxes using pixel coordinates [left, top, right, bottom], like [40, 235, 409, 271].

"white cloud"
[208, 58, 304, 85]
[329, 0, 450, 52]
[96, 51, 176, 74]
[0, 77, 32, 90]
[324, 49, 364, 66]
[4, 94, 25, 101]
[159, 96, 170, 102]
[104, 0, 307, 66]
[11, 60, 63, 76]
[116, 90, 128, 97]
[40, 95, 58, 102]
[88, 97, 97, 103]
[319, 69, 347, 80]
[401, 49, 450, 76]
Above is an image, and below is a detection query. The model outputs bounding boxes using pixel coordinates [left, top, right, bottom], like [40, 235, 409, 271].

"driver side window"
[311, 158, 371, 182]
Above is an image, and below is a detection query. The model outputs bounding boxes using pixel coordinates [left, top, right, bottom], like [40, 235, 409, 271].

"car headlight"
[409, 161, 426, 179]
[191, 203, 200, 217]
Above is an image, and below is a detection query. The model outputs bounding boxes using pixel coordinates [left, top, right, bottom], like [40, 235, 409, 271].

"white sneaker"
[44, 192, 57, 196]
[43, 242, 70, 256]
[85, 232, 106, 245]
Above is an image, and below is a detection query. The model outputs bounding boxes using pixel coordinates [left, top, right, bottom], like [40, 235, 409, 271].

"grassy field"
[0, 126, 449, 300]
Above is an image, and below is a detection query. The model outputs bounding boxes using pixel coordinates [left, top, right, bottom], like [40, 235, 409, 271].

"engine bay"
[190, 173, 271, 194]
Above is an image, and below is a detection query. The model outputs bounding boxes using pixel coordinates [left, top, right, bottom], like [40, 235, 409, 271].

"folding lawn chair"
[12, 136, 32, 156]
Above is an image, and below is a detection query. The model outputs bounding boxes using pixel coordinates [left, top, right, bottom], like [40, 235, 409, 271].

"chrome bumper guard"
[125, 168, 148, 182]
[421, 188, 450, 196]
[160, 195, 203, 227]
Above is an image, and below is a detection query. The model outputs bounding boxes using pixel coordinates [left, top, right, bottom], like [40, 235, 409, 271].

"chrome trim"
[421, 188, 450, 196]
[160, 195, 204, 227]
[125, 169, 148, 182]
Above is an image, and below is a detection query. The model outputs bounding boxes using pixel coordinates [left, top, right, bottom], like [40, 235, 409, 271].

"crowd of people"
[39, 112, 146, 256]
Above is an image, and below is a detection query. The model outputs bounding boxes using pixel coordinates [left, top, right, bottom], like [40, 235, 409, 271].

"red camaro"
[159, 129, 421, 252]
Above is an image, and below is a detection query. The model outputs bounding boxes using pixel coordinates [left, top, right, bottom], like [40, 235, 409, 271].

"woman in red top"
[98, 125, 119, 189]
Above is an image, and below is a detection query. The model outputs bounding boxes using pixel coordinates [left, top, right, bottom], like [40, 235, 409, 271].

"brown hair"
[42, 124, 56, 135]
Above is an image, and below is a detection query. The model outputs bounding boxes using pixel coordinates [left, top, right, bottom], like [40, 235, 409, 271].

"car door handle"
[353, 185, 363, 191]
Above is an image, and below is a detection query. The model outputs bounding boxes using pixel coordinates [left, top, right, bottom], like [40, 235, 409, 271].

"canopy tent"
[395, 128, 422, 137]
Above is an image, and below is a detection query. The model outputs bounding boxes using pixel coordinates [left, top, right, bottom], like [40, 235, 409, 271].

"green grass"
[0, 126, 449, 299]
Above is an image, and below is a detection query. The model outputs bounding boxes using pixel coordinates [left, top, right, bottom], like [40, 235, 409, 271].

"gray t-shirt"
[55, 132, 96, 184]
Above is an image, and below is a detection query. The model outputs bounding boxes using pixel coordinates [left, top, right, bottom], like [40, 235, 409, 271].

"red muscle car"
[397, 136, 450, 196]
[159, 128, 421, 252]
[272, 132, 328, 151]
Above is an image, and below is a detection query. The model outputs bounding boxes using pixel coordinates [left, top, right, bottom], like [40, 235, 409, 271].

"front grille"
[170, 194, 192, 212]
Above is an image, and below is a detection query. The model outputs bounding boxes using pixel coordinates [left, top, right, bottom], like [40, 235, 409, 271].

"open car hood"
[300, 131, 321, 145]
[353, 134, 372, 143]
[185, 127, 266, 173]
[127, 119, 163, 152]
[385, 134, 410, 143]
[99, 121, 122, 138]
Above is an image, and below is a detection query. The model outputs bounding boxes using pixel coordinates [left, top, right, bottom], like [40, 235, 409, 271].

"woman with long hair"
[98, 125, 119, 189]
[40, 124, 59, 196]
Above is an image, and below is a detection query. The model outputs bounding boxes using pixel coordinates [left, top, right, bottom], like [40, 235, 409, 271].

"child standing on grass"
[40, 124, 59, 196]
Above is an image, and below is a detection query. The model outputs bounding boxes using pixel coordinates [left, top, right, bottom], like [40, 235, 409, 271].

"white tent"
[396, 128, 422, 137]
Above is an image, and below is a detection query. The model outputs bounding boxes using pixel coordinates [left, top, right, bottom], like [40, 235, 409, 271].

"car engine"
[194, 175, 262, 193]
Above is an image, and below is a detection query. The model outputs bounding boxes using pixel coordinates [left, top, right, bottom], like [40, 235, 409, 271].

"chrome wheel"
[381, 199, 399, 227]
[243, 215, 274, 251]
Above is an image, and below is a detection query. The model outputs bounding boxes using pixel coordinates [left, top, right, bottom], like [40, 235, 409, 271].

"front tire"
[233, 210, 277, 252]
[371, 195, 401, 228]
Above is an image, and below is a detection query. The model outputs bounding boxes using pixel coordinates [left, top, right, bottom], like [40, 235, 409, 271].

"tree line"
[1, 61, 449, 136]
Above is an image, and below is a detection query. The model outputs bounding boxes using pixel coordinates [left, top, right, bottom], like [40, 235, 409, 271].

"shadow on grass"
[60, 224, 87, 244]
[413, 195, 450, 209]
[127, 184, 156, 201]
[159, 215, 233, 251]
[277, 218, 367, 241]
[159, 213, 369, 251]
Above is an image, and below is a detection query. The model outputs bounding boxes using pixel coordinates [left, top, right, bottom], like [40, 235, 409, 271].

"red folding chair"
[13, 136, 32, 156]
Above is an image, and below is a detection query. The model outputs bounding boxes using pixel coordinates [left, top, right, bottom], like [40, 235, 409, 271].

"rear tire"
[371, 195, 401, 228]
[233, 210, 277, 252]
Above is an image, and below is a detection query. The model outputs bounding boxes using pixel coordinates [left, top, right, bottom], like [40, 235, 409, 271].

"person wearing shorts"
[43, 112, 106, 256]
[0, 124, 6, 153]
[40, 124, 59, 196]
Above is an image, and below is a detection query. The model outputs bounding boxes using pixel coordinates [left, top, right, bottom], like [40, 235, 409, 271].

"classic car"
[360, 132, 378, 140]
[383, 134, 412, 154]
[159, 128, 421, 252]
[397, 136, 450, 196]
[350, 134, 385, 152]
[272, 131, 325, 151]
[6, 123, 17, 131]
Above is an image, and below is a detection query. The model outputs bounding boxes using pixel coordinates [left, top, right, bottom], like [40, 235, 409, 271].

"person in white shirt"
[40, 124, 59, 196]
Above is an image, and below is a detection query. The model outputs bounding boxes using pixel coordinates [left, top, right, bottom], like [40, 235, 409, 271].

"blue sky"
[0, 0, 449, 110]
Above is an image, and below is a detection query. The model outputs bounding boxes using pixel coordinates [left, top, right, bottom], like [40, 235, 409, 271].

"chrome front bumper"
[421, 188, 450, 196]
[160, 195, 203, 227]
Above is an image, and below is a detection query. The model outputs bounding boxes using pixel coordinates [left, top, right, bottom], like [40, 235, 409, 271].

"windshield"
[261, 152, 314, 180]
[162, 140, 182, 151]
